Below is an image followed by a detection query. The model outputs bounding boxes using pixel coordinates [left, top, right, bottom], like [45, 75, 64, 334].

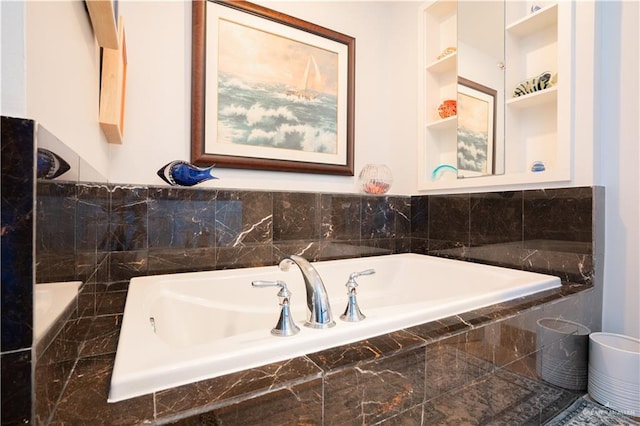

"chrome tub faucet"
[279, 255, 335, 329]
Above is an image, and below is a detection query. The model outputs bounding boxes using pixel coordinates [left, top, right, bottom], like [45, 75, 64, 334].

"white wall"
[23, 1, 110, 178]
[597, 0, 640, 338]
[108, 1, 419, 194]
[1, 2, 27, 117]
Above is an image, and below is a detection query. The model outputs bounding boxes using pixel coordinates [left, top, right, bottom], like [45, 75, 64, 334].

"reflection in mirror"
[36, 124, 106, 183]
[457, 0, 505, 178]
[35, 124, 107, 350]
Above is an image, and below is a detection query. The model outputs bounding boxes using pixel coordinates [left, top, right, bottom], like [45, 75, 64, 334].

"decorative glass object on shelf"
[431, 164, 458, 181]
[437, 99, 457, 119]
[359, 164, 393, 195]
[37, 148, 71, 179]
[437, 46, 456, 60]
[157, 161, 219, 186]
[530, 161, 546, 173]
[513, 71, 557, 97]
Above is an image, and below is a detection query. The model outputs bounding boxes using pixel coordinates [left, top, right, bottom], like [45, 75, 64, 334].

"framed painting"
[457, 77, 496, 178]
[191, 0, 355, 175]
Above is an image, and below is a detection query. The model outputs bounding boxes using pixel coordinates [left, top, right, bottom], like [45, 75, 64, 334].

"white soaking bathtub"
[108, 253, 561, 402]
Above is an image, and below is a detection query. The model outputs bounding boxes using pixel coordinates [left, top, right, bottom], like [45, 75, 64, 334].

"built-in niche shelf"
[418, 0, 573, 191]
[506, 3, 558, 37]
[505, 86, 558, 110]
[426, 115, 456, 131]
[426, 52, 456, 74]
[419, 0, 458, 189]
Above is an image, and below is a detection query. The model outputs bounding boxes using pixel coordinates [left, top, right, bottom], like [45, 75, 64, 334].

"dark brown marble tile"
[75, 249, 100, 286]
[523, 187, 593, 243]
[79, 315, 122, 358]
[148, 187, 216, 249]
[324, 347, 426, 425]
[35, 357, 75, 425]
[165, 378, 323, 426]
[391, 196, 412, 239]
[50, 354, 154, 425]
[216, 190, 272, 247]
[429, 193, 469, 249]
[411, 195, 429, 238]
[148, 247, 216, 275]
[36, 181, 77, 283]
[317, 240, 389, 260]
[359, 237, 397, 254]
[320, 193, 361, 241]
[410, 237, 429, 255]
[498, 321, 537, 361]
[501, 350, 539, 380]
[521, 187, 594, 284]
[155, 356, 322, 418]
[36, 317, 93, 364]
[76, 183, 110, 252]
[469, 191, 522, 247]
[216, 244, 273, 269]
[272, 240, 322, 263]
[1, 118, 36, 339]
[405, 314, 472, 342]
[1, 350, 31, 425]
[34, 318, 88, 420]
[109, 185, 149, 251]
[109, 250, 148, 281]
[306, 330, 426, 371]
[425, 339, 494, 402]
[273, 192, 320, 242]
[96, 291, 128, 316]
[424, 363, 576, 425]
[378, 404, 424, 425]
[361, 196, 397, 240]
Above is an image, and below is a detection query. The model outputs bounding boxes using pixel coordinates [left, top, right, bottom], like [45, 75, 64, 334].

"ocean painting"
[216, 18, 339, 155]
[457, 89, 492, 175]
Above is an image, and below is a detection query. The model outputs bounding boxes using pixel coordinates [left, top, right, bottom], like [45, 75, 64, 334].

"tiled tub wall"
[31, 181, 602, 423]
[35, 183, 414, 285]
[37, 184, 598, 286]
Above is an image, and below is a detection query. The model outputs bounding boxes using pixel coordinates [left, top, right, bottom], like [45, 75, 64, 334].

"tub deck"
[109, 254, 561, 402]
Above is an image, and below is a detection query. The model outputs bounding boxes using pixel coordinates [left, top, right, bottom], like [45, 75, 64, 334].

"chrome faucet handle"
[340, 269, 375, 322]
[347, 269, 375, 285]
[252, 280, 300, 336]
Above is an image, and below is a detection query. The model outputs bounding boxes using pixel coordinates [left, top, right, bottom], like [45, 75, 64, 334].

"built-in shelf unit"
[418, 1, 573, 191]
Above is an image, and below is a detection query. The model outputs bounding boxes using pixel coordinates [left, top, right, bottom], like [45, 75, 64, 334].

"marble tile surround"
[1, 113, 603, 425]
[35, 184, 597, 288]
[29, 182, 602, 425]
[1, 117, 35, 425]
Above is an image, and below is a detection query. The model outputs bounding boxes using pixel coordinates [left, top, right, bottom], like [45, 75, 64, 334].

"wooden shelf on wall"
[85, 0, 119, 49]
[99, 16, 127, 144]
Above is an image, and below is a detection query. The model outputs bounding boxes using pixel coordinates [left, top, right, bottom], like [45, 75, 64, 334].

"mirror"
[35, 124, 107, 346]
[456, 1, 505, 178]
[36, 123, 106, 184]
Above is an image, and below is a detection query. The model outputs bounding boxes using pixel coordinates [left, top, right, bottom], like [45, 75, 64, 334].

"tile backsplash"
[35, 183, 598, 291]
[36, 184, 413, 287]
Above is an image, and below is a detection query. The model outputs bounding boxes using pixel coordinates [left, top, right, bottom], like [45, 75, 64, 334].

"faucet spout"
[279, 255, 335, 329]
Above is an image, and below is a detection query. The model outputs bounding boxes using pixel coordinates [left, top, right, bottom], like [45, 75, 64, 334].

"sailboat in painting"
[286, 55, 322, 100]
